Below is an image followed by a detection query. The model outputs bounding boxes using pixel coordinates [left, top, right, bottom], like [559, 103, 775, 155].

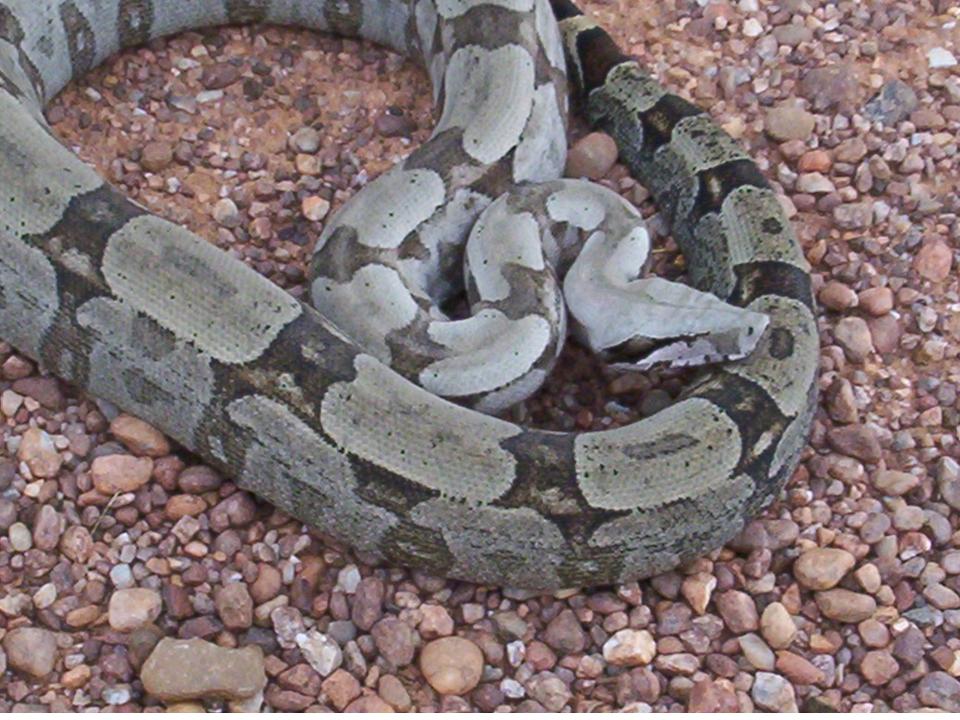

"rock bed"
[2, 0, 960, 712]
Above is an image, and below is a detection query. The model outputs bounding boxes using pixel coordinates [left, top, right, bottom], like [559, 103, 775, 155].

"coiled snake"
[0, 0, 818, 590]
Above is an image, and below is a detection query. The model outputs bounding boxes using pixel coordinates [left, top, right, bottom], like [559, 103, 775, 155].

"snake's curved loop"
[0, 0, 817, 590]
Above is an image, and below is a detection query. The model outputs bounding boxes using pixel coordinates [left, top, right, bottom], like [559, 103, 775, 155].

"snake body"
[0, 0, 818, 590]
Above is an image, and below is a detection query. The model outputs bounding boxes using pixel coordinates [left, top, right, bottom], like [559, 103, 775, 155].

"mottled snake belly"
[0, 0, 818, 590]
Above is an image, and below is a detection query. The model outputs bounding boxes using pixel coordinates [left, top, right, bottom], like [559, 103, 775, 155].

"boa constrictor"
[0, 0, 818, 590]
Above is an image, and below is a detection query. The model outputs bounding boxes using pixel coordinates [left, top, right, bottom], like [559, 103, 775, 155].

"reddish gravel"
[2, 0, 960, 712]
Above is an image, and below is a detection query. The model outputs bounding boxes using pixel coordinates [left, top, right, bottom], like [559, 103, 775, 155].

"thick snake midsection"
[0, 0, 818, 590]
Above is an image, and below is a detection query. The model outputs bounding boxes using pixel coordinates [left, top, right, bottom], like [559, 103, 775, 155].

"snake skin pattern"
[0, 0, 818, 590]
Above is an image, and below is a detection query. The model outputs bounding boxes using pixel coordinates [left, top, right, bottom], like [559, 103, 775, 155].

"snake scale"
[0, 0, 818, 591]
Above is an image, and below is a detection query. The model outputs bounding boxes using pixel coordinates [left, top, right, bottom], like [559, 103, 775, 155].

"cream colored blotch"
[228, 394, 397, 553]
[102, 216, 302, 364]
[575, 397, 742, 511]
[321, 354, 522, 503]
[419, 311, 552, 398]
[311, 264, 420, 364]
[435, 0, 534, 19]
[318, 167, 445, 251]
[435, 44, 535, 164]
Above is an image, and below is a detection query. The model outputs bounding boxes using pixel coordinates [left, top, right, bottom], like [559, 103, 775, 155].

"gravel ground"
[3, 0, 960, 712]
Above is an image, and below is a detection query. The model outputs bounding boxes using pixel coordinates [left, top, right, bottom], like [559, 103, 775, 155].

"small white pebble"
[506, 640, 526, 667]
[742, 18, 764, 37]
[928, 47, 958, 68]
[336, 564, 362, 594]
[500, 677, 526, 699]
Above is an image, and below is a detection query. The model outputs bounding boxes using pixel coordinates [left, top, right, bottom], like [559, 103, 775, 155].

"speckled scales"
[0, 0, 818, 590]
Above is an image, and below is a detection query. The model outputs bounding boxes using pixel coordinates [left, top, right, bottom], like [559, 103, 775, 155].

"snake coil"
[0, 0, 817, 590]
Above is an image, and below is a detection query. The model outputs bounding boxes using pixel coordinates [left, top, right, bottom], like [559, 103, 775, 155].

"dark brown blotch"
[225, 0, 270, 25]
[117, 0, 155, 48]
[768, 326, 794, 360]
[58, 1, 97, 78]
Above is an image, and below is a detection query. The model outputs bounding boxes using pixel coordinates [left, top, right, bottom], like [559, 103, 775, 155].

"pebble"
[543, 609, 587, 654]
[110, 563, 134, 589]
[32, 505, 62, 551]
[793, 548, 855, 590]
[914, 241, 953, 282]
[688, 679, 738, 712]
[141, 638, 266, 703]
[378, 675, 412, 711]
[17, 427, 62, 478]
[928, 47, 958, 69]
[764, 106, 815, 141]
[352, 577, 385, 631]
[797, 149, 831, 172]
[834, 317, 874, 362]
[9, 522, 32, 552]
[873, 470, 918, 496]
[216, 583, 254, 630]
[420, 637, 484, 695]
[818, 281, 857, 310]
[371, 617, 416, 667]
[602, 629, 656, 666]
[760, 602, 796, 649]
[278, 663, 321, 696]
[212, 198, 242, 228]
[420, 604, 454, 638]
[0, 389, 22, 417]
[375, 110, 417, 137]
[565, 132, 618, 179]
[860, 650, 899, 686]
[289, 126, 321, 153]
[302, 195, 331, 222]
[527, 672, 572, 711]
[12, 376, 64, 409]
[800, 64, 858, 111]
[61, 664, 92, 689]
[918, 672, 960, 711]
[108, 588, 162, 631]
[297, 630, 343, 677]
[321, 668, 361, 710]
[739, 633, 775, 671]
[178, 465, 222, 493]
[250, 562, 282, 604]
[715, 590, 759, 633]
[924, 583, 960, 610]
[832, 202, 874, 230]
[741, 18, 763, 37]
[140, 141, 174, 172]
[827, 424, 881, 463]
[854, 564, 882, 594]
[858, 287, 893, 317]
[0, 498, 15, 530]
[864, 80, 918, 125]
[826, 377, 858, 424]
[835, 137, 868, 163]
[200, 62, 241, 89]
[345, 695, 395, 712]
[33, 582, 57, 609]
[681, 572, 716, 615]
[774, 651, 823, 686]
[110, 415, 170, 457]
[796, 172, 835, 194]
[337, 564, 362, 593]
[751, 672, 797, 712]
[60, 525, 93, 562]
[91, 454, 154, 494]
[272, 605, 306, 649]
[3, 627, 57, 677]
[815, 589, 877, 622]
